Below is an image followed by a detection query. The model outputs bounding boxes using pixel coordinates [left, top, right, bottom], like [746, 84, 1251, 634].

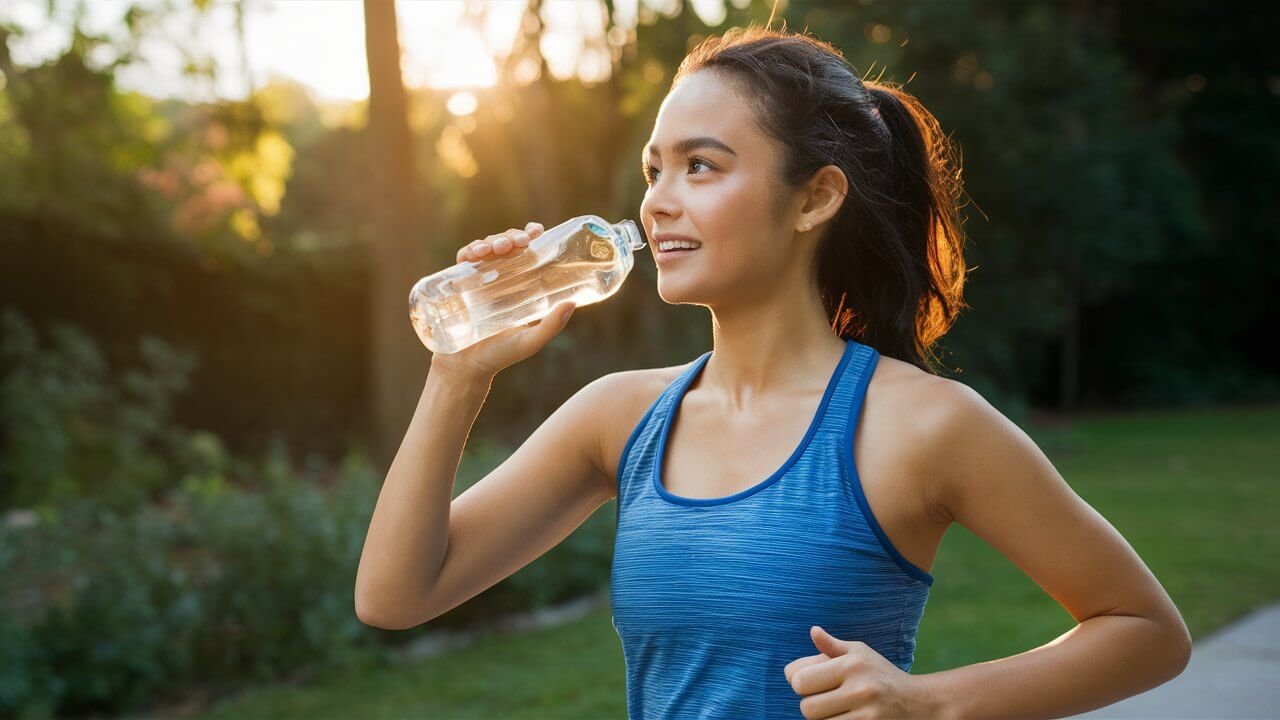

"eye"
[642, 157, 713, 186]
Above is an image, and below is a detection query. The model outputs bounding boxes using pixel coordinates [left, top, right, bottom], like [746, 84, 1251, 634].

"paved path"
[1069, 602, 1280, 719]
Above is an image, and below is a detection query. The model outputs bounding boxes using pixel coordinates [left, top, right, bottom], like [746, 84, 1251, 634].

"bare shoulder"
[866, 353, 984, 523]
[587, 361, 692, 499]
[867, 353, 974, 421]
[873, 354, 980, 418]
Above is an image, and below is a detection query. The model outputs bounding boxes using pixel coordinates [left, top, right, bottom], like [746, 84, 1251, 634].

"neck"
[700, 283, 847, 413]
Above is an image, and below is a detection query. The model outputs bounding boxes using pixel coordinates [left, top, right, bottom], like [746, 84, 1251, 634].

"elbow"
[355, 594, 391, 629]
[1173, 629, 1194, 676]
[1160, 619, 1194, 679]
[1137, 603, 1193, 679]
[356, 603, 414, 631]
[355, 591, 432, 631]
[355, 592, 403, 630]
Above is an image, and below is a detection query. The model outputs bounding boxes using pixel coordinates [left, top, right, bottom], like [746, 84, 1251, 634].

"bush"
[0, 308, 207, 513]
[172, 441, 387, 685]
[0, 437, 617, 718]
[0, 444, 393, 718]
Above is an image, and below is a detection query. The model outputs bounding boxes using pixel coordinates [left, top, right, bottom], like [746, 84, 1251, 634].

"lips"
[655, 246, 699, 264]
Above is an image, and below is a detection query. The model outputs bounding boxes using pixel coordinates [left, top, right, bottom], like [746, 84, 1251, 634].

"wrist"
[912, 673, 959, 720]
[426, 359, 494, 395]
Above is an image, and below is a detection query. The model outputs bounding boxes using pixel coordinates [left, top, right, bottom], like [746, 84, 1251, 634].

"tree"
[362, 0, 432, 466]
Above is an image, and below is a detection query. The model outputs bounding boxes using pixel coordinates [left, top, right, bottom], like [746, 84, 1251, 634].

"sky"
[0, 0, 733, 103]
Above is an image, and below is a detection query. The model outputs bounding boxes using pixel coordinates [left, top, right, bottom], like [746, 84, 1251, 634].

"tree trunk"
[363, 0, 431, 468]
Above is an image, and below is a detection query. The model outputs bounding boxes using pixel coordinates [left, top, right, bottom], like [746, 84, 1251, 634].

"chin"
[655, 276, 697, 306]
[655, 273, 724, 309]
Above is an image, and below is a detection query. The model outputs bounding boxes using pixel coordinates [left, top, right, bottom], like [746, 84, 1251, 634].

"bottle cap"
[614, 220, 646, 251]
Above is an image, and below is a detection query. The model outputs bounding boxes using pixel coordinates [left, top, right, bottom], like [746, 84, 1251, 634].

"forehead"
[643, 71, 758, 157]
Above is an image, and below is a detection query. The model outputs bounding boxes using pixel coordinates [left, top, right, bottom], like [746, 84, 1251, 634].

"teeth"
[658, 240, 702, 251]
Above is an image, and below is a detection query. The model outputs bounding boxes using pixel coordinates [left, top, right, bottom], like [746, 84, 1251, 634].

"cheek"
[640, 173, 764, 239]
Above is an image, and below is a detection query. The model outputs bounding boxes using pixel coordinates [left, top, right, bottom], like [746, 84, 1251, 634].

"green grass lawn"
[192, 403, 1280, 719]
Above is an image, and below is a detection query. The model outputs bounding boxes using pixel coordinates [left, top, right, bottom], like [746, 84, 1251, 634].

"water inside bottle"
[411, 221, 629, 353]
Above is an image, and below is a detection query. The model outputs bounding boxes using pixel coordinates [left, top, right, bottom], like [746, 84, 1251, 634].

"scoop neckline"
[652, 339, 857, 507]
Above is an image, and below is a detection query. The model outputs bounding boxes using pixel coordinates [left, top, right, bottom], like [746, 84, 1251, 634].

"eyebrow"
[642, 136, 737, 162]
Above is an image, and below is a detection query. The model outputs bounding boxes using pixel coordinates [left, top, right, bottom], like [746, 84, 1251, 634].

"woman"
[356, 26, 1192, 720]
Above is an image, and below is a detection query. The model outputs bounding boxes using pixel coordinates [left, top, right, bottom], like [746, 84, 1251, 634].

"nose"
[640, 178, 681, 236]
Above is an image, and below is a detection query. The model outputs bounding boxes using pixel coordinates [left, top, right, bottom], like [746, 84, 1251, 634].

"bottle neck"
[613, 220, 645, 251]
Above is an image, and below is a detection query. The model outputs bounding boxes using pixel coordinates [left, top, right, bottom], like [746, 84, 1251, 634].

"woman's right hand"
[429, 221, 577, 383]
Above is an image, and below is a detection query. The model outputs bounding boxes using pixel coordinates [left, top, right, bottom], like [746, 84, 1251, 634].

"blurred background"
[1, 0, 1276, 718]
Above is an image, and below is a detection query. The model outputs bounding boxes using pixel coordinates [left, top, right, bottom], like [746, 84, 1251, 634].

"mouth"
[654, 245, 699, 265]
[652, 232, 703, 258]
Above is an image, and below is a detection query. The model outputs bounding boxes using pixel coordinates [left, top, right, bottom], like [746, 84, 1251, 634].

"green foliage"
[0, 308, 205, 512]
[168, 446, 386, 685]
[1, 500, 204, 717]
[0, 445, 391, 718]
[0, 431, 619, 719]
[0, 21, 161, 239]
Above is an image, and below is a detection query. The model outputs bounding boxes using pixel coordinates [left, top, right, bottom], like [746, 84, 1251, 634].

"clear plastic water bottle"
[409, 215, 647, 354]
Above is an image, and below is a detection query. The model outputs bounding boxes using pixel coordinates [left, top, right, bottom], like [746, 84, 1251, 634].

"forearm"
[355, 365, 492, 628]
[922, 614, 1192, 720]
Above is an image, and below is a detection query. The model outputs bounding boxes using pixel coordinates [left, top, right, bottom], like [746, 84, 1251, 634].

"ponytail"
[856, 83, 969, 373]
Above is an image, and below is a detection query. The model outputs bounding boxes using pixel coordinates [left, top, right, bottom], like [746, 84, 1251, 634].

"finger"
[785, 653, 830, 686]
[525, 221, 543, 235]
[522, 299, 574, 327]
[798, 685, 855, 720]
[473, 241, 492, 256]
[512, 231, 531, 247]
[791, 656, 847, 697]
[493, 235, 512, 252]
[542, 301, 575, 333]
[553, 300, 576, 328]
[518, 301, 575, 350]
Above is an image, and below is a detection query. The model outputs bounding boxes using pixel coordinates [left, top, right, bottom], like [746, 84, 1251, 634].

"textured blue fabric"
[610, 338, 935, 719]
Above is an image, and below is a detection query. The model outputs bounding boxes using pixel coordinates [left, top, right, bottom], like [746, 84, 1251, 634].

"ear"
[796, 164, 848, 233]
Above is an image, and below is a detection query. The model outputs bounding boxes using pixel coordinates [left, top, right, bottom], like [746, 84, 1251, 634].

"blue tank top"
[609, 338, 934, 719]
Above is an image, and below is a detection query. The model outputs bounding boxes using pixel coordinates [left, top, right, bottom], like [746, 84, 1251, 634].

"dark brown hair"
[673, 25, 970, 375]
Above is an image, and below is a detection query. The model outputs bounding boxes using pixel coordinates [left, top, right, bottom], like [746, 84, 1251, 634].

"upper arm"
[413, 371, 629, 626]
[923, 382, 1190, 640]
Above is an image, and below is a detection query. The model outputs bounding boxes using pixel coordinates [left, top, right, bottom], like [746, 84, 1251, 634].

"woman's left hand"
[784, 625, 942, 719]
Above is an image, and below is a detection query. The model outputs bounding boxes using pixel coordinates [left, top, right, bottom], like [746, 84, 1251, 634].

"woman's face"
[640, 70, 803, 308]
